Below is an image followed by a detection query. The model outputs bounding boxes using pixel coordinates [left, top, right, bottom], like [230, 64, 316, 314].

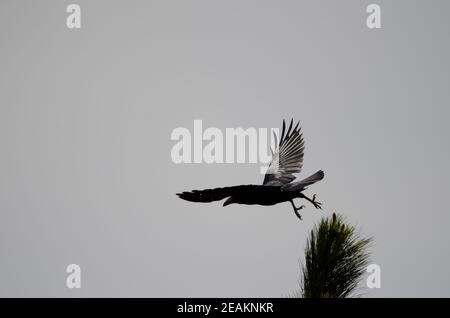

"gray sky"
[1, 0, 450, 297]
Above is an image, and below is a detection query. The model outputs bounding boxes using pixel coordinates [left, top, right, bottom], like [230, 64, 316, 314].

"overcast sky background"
[1, 0, 450, 297]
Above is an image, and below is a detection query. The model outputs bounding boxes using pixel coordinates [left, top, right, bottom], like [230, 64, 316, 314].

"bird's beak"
[223, 197, 234, 206]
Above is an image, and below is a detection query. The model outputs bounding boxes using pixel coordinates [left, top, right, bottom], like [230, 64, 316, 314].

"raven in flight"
[177, 119, 324, 220]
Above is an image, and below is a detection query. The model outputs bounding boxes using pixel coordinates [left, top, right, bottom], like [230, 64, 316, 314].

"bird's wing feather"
[263, 119, 305, 186]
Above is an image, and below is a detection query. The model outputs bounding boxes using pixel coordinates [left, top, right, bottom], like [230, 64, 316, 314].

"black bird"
[176, 119, 324, 220]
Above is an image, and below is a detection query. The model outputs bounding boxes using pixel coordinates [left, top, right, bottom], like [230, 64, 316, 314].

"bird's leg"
[290, 200, 305, 220]
[300, 193, 322, 210]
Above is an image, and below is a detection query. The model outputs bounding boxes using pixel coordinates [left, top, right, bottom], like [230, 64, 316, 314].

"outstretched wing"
[263, 119, 305, 186]
[177, 185, 249, 203]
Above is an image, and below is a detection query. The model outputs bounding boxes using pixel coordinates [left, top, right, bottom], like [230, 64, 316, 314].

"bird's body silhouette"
[177, 119, 324, 220]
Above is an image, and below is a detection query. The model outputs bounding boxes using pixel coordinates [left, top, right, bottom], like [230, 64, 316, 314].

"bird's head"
[223, 197, 235, 206]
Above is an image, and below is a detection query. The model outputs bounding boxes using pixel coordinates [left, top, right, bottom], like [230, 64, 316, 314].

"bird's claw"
[311, 194, 322, 210]
[291, 201, 305, 221]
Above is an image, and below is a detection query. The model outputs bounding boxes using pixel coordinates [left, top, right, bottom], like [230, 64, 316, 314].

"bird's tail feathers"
[282, 170, 324, 191]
